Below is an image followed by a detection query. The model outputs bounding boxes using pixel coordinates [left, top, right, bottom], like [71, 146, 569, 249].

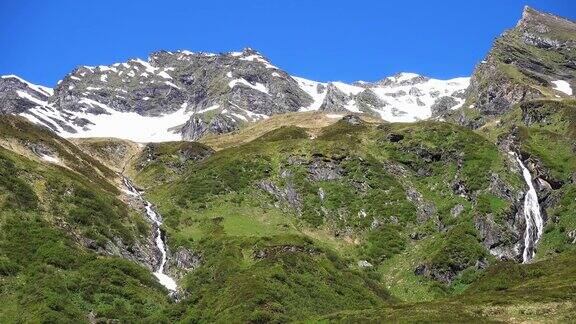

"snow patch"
[62, 99, 193, 142]
[293, 76, 327, 111]
[165, 81, 180, 89]
[132, 58, 158, 74]
[40, 154, 60, 164]
[552, 80, 572, 96]
[196, 104, 220, 114]
[158, 71, 172, 79]
[239, 54, 278, 69]
[332, 82, 364, 95]
[229, 78, 269, 94]
[16, 90, 48, 106]
[388, 72, 420, 83]
[98, 66, 118, 73]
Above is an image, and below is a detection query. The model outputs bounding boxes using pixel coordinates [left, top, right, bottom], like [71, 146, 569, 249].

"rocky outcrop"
[136, 141, 214, 171]
[166, 246, 202, 280]
[405, 187, 436, 224]
[0, 75, 52, 114]
[414, 259, 487, 284]
[54, 215, 161, 272]
[307, 155, 347, 181]
[253, 245, 318, 259]
[258, 179, 302, 212]
[474, 213, 521, 261]
[431, 96, 459, 118]
[319, 84, 351, 113]
[181, 114, 238, 140]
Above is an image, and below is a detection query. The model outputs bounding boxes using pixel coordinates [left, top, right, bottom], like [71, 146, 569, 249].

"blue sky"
[1, 0, 574, 86]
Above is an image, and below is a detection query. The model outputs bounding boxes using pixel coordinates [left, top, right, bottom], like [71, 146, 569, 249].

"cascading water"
[123, 178, 177, 291]
[513, 154, 544, 263]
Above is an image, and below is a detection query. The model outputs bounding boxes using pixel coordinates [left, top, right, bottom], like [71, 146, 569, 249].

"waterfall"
[513, 154, 544, 263]
[123, 178, 177, 291]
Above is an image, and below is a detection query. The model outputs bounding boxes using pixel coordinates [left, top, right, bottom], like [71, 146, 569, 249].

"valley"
[0, 5, 575, 323]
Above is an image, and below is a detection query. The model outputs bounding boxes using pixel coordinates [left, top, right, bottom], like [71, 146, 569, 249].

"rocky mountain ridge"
[456, 6, 575, 126]
[2, 7, 574, 142]
[1, 49, 468, 142]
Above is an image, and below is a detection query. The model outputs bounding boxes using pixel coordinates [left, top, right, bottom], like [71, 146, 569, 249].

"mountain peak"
[517, 5, 576, 31]
[242, 47, 258, 55]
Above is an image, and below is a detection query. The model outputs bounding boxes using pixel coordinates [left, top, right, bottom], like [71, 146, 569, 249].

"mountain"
[1, 49, 468, 142]
[0, 5, 575, 323]
[452, 6, 575, 126]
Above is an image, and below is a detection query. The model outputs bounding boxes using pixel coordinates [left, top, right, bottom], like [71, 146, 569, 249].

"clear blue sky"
[1, 0, 574, 86]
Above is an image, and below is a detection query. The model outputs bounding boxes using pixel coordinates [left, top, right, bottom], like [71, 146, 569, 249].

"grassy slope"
[130, 117, 535, 321]
[0, 117, 170, 322]
[1, 109, 574, 322]
[72, 137, 143, 174]
[198, 111, 381, 151]
[319, 248, 576, 323]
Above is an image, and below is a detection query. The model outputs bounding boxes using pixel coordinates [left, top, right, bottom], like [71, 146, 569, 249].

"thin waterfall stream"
[513, 153, 544, 263]
[122, 177, 177, 291]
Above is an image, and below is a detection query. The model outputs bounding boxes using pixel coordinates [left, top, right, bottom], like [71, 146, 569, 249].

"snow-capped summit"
[1, 49, 469, 142]
[293, 73, 469, 122]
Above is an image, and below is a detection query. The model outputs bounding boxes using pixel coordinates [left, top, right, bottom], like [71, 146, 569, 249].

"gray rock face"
[319, 84, 351, 113]
[0, 75, 52, 114]
[258, 179, 302, 212]
[307, 155, 347, 181]
[58, 48, 312, 118]
[431, 96, 458, 118]
[49, 48, 313, 139]
[166, 246, 202, 280]
[405, 186, 436, 224]
[354, 89, 387, 113]
[55, 211, 162, 272]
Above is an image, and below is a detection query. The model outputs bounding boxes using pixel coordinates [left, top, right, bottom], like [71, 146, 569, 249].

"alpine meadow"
[1, 4, 576, 323]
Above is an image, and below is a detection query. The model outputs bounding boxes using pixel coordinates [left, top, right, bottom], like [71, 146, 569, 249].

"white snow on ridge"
[552, 80, 573, 96]
[165, 81, 180, 89]
[16, 90, 48, 106]
[369, 76, 470, 122]
[195, 104, 220, 114]
[229, 78, 269, 94]
[332, 82, 364, 96]
[18, 98, 193, 143]
[158, 71, 172, 79]
[293, 73, 470, 122]
[2, 75, 53, 96]
[132, 58, 158, 74]
[40, 154, 60, 164]
[292, 76, 327, 111]
[239, 54, 278, 69]
[61, 101, 192, 142]
[387, 72, 420, 83]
